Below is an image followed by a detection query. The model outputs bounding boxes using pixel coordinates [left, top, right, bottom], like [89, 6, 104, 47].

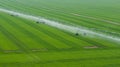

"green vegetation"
[0, 0, 120, 67]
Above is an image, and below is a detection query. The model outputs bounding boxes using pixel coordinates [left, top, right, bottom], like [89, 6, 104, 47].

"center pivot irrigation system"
[0, 8, 120, 42]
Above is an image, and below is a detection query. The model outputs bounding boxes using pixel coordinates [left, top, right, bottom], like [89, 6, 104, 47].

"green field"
[0, 0, 120, 67]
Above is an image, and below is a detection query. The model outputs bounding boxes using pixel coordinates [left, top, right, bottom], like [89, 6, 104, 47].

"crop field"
[0, 0, 120, 67]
